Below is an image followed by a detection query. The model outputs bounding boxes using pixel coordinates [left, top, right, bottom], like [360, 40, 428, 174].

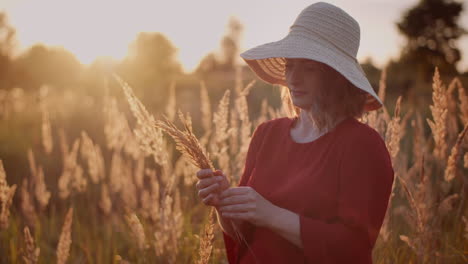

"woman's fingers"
[196, 176, 222, 190]
[219, 187, 250, 199]
[218, 195, 252, 206]
[196, 168, 231, 207]
[196, 169, 214, 179]
[202, 193, 214, 205]
[198, 182, 220, 199]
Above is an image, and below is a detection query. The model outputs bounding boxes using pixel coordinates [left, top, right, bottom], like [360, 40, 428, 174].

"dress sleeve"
[222, 122, 267, 264]
[299, 130, 394, 263]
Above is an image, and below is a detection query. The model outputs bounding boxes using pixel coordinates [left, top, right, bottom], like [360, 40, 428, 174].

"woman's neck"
[293, 111, 346, 138]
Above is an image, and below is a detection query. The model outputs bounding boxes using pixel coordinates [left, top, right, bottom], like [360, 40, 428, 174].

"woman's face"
[284, 58, 334, 110]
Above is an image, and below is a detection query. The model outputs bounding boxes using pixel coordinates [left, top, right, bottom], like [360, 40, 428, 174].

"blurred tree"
[0, 12, 17, 89]
[13, 44, 83, 90]
[385, 0, 466, 109]
[395, 0, 466, 83]
[196, 17, 244, 77]
[220, 16, 243, 70]
[360, 57, 382, 93]
[117, 32, 182, 111]
[118, 32, 182, 86]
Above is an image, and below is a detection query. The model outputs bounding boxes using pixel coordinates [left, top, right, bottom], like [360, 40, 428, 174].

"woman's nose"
[288, 67, 303, 84]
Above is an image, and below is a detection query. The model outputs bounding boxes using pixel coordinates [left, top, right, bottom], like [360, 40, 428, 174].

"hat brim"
[240, 33, 383, 112]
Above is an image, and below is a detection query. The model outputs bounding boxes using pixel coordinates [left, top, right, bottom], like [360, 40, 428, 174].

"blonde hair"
[280, 62, 368, 134]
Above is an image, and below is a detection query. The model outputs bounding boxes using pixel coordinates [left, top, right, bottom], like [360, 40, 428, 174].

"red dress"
[222, 116, 394, 264]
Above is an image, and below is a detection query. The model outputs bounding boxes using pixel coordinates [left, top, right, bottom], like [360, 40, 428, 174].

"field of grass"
[0, 67, 467, 263]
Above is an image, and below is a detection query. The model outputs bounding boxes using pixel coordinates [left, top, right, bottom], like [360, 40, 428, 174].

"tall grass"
[0, 66, 466, 263]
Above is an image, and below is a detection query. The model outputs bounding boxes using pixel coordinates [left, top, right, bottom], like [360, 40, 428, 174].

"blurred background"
[0, 0, 467, 263]
[0, 0, 465, 141]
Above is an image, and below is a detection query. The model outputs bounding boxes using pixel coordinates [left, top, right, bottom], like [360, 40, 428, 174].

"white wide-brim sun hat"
[240, 2, 383, 112]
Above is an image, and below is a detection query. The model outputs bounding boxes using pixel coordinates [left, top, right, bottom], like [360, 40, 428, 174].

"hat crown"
[289, 2, 360, 58]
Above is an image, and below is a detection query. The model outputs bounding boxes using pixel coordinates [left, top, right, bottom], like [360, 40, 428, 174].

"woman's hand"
[217, 186, 276, 227]
[196, 169, 230, 206]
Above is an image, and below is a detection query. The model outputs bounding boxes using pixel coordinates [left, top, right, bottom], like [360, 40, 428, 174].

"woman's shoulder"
[342, 118, 390, 157]
[345, 118, 384, 141]
[253, 117, 292, 136]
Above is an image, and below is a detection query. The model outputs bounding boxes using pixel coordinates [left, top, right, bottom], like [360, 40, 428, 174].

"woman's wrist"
[264, 204, 283, 230]
[264, 205, 303, 249]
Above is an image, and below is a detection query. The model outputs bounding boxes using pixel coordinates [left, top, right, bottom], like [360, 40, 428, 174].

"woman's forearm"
[266, 205, 303, 249]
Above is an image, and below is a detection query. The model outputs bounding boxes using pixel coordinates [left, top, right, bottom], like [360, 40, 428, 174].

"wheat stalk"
[155, 110, 215, 171]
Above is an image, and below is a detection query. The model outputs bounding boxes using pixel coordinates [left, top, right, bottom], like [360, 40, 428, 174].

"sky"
[1, 0, 468, 73]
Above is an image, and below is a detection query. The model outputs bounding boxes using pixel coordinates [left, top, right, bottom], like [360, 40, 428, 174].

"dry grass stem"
[454, 78, 468, 125]
[385, 96, 403, 159]
[80, 131, 106, 184]
[444, 124, 468, 182]
[211, 89, 232, 180]
[23, 226, 40, 264]
[155, 110, 214, 171]
[0, 160, 17, 230]
[125, 213, 147, 250]
[213, 89, 231, 144]
[27, 149, 51, 210]
[426, 67, 449, 162]
[34, 167, 50, 210]
[58, 132, 86, 199]
[56, 207, 73, 264]
[113, 74, 168, 165]
[99, 183, 112, 215]
[378, 66, 387, 104]
[197, 208, 215, 264]
[20, 179, 37, 227]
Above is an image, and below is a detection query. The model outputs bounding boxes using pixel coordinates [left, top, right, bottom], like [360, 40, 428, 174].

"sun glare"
[4, 0, 468, 72]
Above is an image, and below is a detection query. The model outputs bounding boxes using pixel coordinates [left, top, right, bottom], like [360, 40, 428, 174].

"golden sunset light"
[3, 0, 468, 72]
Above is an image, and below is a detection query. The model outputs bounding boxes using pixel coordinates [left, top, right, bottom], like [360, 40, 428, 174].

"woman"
[196, 2, 394, 263]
